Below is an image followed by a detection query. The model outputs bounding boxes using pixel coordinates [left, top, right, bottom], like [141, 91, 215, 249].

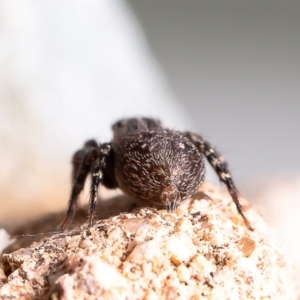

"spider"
[62, 117, 253, 230]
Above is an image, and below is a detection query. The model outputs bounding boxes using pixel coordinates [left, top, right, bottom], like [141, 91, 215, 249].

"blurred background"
[0, 0, 299, 280]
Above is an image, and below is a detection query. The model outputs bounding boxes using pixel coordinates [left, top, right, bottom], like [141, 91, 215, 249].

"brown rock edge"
[0, 183, 299, 299]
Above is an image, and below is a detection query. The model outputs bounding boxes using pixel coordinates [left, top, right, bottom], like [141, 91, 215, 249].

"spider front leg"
[88, 143, 111, 227]
[62, 140, 98, 230]
[61, 140, 111, 229]
[185, 132, 254, 231]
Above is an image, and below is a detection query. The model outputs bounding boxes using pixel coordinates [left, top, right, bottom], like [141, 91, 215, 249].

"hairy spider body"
[115, 129, 204, 210]
[62, 117, 253, 230]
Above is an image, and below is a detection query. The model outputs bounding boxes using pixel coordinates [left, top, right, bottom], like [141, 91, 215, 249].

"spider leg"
[88, 143, 111, 227]
[71, 140, 98, 182]
[185, 132, 253, 231]
[62, 140, 98, 230]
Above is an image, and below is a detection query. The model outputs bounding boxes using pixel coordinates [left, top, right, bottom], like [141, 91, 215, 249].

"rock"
[0, 183, 298, 299]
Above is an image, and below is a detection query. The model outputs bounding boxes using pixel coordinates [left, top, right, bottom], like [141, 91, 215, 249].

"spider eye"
[154, 174, 165, 182]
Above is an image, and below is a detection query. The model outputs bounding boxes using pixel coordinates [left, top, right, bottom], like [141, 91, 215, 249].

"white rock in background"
[0, 0, 188, 226]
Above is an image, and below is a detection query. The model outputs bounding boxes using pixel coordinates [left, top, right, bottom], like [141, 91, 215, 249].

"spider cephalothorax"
[62, 117, 253, 230]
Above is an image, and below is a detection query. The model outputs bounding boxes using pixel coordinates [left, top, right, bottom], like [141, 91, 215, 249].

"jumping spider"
[62, 117, 253, 230]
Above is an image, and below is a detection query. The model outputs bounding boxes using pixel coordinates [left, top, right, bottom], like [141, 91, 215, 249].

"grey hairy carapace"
[62, 117, 253, 230]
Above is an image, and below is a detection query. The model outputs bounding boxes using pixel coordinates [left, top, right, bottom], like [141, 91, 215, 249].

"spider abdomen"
[114, 130, 205, 208]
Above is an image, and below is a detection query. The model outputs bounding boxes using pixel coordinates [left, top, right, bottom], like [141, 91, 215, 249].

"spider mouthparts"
[162, 184, 181, 213]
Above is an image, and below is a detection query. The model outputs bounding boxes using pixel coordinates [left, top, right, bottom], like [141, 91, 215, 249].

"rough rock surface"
[0, 183, 298, 299]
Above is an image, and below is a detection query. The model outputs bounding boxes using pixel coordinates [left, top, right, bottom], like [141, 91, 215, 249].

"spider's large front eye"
[153, 173, 166, 183]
